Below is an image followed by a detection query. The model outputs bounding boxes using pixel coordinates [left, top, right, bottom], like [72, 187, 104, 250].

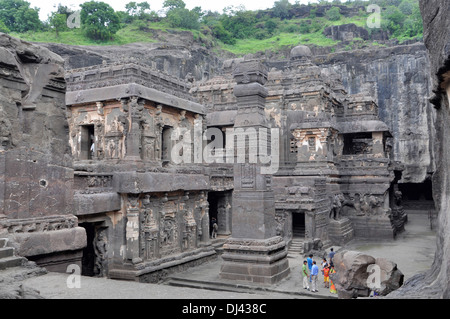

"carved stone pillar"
[142, 194, 158, 260]
[125, 194, 141, 263]
[124, 96, 143, 160]
[197, 191, 210, 245]
[220, 60, 290, 285]
[141, 111, 156, 161]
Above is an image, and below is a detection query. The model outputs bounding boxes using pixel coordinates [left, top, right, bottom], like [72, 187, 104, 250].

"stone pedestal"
[328, 218, 354, 246]
[220, 236, 290, 284]
[348, 215, 395, 239]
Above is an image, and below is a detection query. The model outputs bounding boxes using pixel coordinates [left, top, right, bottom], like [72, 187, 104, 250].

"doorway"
[161, 126, 173, 163]
[207, 191, 232, 237]
[79, 222, 96, 276]
[80, 125, 95, 160]
[79, 222, 108, 277]
[292, 212, 305, 238]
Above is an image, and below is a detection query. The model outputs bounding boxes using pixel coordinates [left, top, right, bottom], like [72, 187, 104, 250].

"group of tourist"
[301, 248, 337, 294]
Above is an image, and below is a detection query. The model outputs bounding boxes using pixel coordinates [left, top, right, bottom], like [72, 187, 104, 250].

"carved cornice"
[66, 62, 196, 103]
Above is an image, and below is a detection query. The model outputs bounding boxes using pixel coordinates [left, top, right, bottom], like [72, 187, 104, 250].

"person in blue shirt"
[311, 261, 319, 292]
[307, 254, 313, 282]
[328, 248, 335, 265]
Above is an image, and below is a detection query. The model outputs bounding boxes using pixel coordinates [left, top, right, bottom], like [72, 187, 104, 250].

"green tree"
[0, 0, 42, 33]
[125, 1, 152, 20]
[382, 6, 406, 36]
[220, 8, 257, 39]
[49, 12, 67, 36]
[272, 0, 291, 20]
[166, 7, 201, 30]
[163, 0, 201, 30]
[80, 1, 121, 41]
[163, 0, 186, 10]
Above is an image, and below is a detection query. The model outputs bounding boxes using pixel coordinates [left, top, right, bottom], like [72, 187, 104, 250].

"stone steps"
[166, 276, 259, 294]
[0, 238, 26, 271]
[289, 237, 304, 255]
[164, 269, 335, 299]
[0, 247, 14, 259]
[0, 256, 25, 270]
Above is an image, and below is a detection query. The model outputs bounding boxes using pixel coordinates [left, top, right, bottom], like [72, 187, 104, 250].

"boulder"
[331, 250, 403, 298]
[375, 258, 404, 295]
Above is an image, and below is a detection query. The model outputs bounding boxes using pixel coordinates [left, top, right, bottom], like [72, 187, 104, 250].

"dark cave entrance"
[292, 212, 305, 238]
[79, 222, 96, 277]
[398, 179, 435, 210]
[398, 180, 433, 201]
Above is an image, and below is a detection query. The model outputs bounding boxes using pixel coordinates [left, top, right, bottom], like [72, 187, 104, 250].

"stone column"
[125, 194, 142, 264]
[219, 60, 290, 285]
[124, 96, 143, 161]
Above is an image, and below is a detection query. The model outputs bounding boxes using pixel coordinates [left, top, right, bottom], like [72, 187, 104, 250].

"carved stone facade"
[0, 32, 406, 285]
[66, 62, 224, 282]
[191, 45, 405, 250]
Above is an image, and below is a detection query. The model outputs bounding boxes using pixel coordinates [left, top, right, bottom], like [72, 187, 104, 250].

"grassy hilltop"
[1, 0, 423, 56]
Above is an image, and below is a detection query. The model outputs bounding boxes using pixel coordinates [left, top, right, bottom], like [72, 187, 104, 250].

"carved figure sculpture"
[94, 228, 108, 277]
[330, 194, 345, 220]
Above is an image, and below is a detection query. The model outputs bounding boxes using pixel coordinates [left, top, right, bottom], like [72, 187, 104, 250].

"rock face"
[323, 23, 370, 42]
[323, 23, 390, 42]
[331, 250, 404, 299]
[388, 0, 450, 299]
[0, 33, 86, 271]
[313, 43, 435, 184]
[41, 41, 222, 82]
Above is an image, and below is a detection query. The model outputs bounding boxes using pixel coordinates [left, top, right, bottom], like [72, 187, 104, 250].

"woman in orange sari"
[329, 265, 337, 294]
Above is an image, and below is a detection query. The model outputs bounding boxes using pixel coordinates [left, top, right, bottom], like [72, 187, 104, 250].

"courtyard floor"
[18, 211, 436, 300]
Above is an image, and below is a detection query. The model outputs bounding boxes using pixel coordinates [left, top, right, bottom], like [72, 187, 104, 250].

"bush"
[212, 23, 236, 45]
[166, 7, 200, 30]
[0, 19, 10, 33]
[265, 20, 277, 35]
[326, 7, 341, 21]
[254, 30, 270, 40]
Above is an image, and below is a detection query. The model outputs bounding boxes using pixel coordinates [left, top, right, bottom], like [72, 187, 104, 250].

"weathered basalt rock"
[0, 33, 86, 271]
[331, 250, 403, 299]
[388, 0, 450, 299]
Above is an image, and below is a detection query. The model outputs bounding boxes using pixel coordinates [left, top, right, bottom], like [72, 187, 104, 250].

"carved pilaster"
[124, 96, 143, 160]
[142, 194, 158, 260]
[125, 194, 141, 263]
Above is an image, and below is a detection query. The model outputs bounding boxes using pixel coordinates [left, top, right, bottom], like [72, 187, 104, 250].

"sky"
[27, 0, 320, 21]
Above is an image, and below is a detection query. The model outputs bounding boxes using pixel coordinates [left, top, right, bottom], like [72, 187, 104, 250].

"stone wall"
[0, 33, 86, 271]
[312, 44, 435, 184]
[388, 0, 450, 299]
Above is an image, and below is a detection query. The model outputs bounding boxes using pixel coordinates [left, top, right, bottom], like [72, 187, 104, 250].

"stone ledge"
[8, 227, 87, 257]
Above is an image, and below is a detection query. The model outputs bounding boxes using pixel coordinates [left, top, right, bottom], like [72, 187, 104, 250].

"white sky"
[27, 0, 320, 21]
